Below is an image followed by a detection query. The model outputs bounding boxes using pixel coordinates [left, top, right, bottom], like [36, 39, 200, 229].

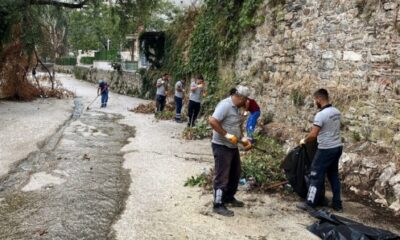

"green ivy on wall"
[161, 0, 264, 113]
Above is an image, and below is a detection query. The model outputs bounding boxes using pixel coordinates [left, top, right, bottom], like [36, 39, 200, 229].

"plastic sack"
[308, 210, 400, 240]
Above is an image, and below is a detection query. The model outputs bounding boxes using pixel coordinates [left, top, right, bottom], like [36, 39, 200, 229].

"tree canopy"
[0, 0, 172, 57]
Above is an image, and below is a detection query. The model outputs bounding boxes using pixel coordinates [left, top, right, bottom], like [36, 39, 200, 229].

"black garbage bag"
[281, 141, 318, 198]
[308, 210, 400, 240]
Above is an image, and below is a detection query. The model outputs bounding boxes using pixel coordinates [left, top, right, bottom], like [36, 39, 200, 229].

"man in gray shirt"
[297, 88, 343, 212]
[187, 75, 205, 127]
[155, 73, 169, 112]
[174, 78, 186, 123]
[209, 86, 252, 217]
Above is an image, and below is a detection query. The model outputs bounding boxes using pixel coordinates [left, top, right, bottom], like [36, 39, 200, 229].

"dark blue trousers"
[156, 95, 166, 112]
[101, 92, 108, 107]
[307, 146, 343, 208]
[175, 96, 183, 120]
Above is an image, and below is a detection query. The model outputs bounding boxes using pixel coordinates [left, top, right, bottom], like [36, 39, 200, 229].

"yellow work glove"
[299, 138, 306, 146]
[198, 84, 204, 88]
[241, 137, 252, 151]
[224, 133, 238, 145]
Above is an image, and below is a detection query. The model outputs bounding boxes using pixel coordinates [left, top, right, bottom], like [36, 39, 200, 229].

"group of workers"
[155, 74, 261, 141]
[155, 73, 206, 127]
[100, 74, 342, 218]
[155, 74, 343, 217]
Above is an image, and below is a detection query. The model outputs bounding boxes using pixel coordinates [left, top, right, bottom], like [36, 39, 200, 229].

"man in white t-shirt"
[155, 73, 169, 112]
[297, 88, 343, 212]
[174, 78, 186, 123]
[187, 75, 205, 127]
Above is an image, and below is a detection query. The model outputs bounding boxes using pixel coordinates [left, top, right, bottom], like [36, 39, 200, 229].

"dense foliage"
[241, 134, 286, 188]
[162, 0, 264, 114]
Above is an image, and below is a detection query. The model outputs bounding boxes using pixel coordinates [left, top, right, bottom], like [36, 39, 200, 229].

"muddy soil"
[0, 108, 134, 239]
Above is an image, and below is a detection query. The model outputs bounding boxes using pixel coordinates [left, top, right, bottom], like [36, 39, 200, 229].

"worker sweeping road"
[97, 80, 109, 108]
[208, 85, 252, 217]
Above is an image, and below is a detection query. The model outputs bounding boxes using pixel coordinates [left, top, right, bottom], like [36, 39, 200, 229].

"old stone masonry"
[234, 0, 400, 213]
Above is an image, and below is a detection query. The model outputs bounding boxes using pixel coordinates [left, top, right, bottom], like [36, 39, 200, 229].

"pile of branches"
[41, 87, 74, 99]
[241, 134, 287, 191]
[129, 102, 156, 113]
[129, 101, 175, 114]
[155, 111, 175, 120]
[184, 168, 214, 191]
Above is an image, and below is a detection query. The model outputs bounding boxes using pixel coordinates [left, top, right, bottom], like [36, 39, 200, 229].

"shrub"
[80, 56, 94, 65]
[94, 50, 118, 61]
[290, 89, 305, 106]
[56, 57, 77, 66]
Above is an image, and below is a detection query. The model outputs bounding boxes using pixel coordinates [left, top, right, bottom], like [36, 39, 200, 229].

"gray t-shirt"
[189, 82, 204, 103]
[211, 97, 241, 149]
[314, 105, 342, 149]
[156, 78, 167, 96]
[175, 81, 184, 98]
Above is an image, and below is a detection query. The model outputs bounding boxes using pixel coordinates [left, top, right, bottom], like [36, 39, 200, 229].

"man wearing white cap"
[208, 85, 253, 217]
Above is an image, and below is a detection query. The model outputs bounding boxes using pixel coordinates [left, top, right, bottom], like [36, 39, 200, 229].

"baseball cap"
[236, 85, 250, 98]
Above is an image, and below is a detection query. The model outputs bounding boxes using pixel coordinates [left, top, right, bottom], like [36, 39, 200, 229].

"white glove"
[299, 138, 306, 145]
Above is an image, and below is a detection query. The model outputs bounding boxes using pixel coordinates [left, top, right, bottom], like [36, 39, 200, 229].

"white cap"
[236, 85, 250, 98]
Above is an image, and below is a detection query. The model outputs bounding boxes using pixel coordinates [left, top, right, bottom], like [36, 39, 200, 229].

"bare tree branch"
[29, 0, 90, 8]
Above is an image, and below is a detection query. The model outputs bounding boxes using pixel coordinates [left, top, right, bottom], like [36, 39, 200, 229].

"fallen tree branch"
[34, 49, 55, 89]
[263, 180, 289, 190]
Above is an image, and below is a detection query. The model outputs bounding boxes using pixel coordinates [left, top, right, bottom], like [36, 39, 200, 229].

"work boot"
[213, 204, 234, 217]
[225, 197, 244, 208]
[296, 202, 316, 213]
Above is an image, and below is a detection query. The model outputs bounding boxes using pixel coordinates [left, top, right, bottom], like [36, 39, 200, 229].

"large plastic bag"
[308, 210, 399, 240]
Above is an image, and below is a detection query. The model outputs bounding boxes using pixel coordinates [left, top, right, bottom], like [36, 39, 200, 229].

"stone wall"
[54, 65, 74, 74]
[73, 66, 142, 96]
[233, 0, 400, 213]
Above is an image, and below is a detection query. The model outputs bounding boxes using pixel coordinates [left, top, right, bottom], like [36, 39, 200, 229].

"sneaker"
[213, 204, 234, 217]
[296, 202, 316, 213]
[175, 119, 183, 123]
[224, 198, 244, 208]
